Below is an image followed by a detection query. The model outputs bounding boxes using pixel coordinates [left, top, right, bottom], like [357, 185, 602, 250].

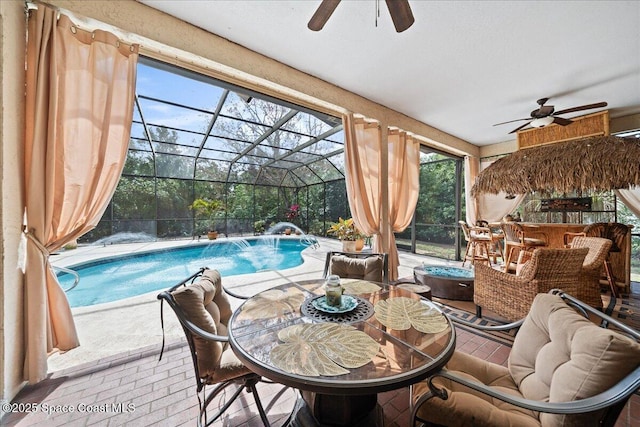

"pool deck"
[49, 236, 455, 372]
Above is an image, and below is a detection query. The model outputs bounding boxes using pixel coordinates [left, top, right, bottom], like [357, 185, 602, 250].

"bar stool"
[501, 222, 548, 273]
[459, 221, 492, 267]
[476, 219, 504, 264]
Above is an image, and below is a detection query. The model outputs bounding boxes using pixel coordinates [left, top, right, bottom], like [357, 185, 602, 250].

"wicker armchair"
[474, 247, 588, 322]
[569, 236, 613, 309]
[584, 222, 631, 298]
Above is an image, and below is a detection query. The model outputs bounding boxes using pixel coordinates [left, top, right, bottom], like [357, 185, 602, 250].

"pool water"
[57, 238, 307, 307]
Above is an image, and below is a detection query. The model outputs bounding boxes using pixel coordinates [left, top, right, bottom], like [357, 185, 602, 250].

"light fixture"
[530, 116, 554, 128]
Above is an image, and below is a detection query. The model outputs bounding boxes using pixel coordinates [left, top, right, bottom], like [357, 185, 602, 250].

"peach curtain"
[343, 113, 382, 239]
[386, 129, 420, 281]
[343, 114, 420, 281]
[464, 156, 480, 225]
[615, 188, 640, 219]
[24, 6, 138, 383]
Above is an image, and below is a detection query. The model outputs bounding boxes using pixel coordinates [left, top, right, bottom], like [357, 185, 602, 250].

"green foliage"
[415, 158, 459, 243]
[253, 220, 266, 233]
[327, 217, 365, 241]
[189, 198, 224, 231]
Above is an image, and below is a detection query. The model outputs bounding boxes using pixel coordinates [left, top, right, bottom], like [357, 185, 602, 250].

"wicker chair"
[584, 222, 631, 298]
[501, 221, 548, 273]
[411, 290, 640, 427]
[568, 236, 613, 309]
[474, 247, 588, 322]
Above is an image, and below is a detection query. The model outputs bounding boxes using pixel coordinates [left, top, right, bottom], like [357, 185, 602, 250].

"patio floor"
[2, 237, 639, 426]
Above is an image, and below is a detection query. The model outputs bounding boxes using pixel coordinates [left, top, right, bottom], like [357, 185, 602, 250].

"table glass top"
[228, 279, 455, 392]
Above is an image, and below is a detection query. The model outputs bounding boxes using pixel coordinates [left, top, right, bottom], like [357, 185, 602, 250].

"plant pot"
[342, 240, 357, 252]
[355, 238, 365, 252]
[207, 231, 218, 240]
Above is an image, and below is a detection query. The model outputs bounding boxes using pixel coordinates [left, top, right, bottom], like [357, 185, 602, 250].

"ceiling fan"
[494, 98, 608, 134]
[308, 0, 415, 33]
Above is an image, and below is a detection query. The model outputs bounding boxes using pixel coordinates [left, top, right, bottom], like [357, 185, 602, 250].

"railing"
[52, 265, 80, 292]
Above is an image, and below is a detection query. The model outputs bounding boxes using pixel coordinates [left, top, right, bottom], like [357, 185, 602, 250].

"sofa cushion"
[509, 293, 640, 426]
[172, 269, 232, 380]
[329, 254, 383, 282]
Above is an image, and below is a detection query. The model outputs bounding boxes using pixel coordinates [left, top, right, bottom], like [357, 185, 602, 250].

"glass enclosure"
[82, 56, 466, 262]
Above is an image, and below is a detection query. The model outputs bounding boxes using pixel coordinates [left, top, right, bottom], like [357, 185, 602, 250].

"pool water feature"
[57, 237, 307, 307]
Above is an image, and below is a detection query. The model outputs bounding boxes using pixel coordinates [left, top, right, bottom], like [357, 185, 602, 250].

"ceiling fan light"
[530, 116, 554, 128]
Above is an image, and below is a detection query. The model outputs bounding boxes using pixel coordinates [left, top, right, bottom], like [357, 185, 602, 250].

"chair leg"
[480, 242, 491, 265]
[462, 242, 472, 267]
[200, 381, 246, 427]
[604, 259, 620, 298]
[247, 382, 271, 427]
[503, 247, 514, 273]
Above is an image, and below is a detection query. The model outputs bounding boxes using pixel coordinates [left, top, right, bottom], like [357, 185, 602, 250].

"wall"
[0, 0, 27, 402]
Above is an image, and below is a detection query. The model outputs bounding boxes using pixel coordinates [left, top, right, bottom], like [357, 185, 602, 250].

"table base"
[289, 391, 383, 427]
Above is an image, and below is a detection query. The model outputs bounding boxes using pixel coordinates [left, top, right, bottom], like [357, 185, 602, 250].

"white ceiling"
[138, 0, 640, 147]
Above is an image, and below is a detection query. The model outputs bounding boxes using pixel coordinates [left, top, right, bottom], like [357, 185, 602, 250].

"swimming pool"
[57, 237, 308, 307]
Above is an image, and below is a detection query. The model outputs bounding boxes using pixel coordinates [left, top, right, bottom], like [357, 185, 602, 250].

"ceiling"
[138, 0, 640, 147]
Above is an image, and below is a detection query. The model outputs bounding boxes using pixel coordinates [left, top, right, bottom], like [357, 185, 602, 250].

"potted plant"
[285, 204, 300, 235]
[189, 197, 224, 240]
[327, 217, 366, 252]
[253, 219, 266, 235]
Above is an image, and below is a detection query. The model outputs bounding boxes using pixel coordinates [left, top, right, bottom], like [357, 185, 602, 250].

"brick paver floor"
[4, 327, 638, 426]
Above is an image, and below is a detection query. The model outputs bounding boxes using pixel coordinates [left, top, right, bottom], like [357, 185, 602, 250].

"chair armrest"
[470, 226, 492, 238]
[451, 315, 523, 332]
[430, 300, 524, 332]
[427, 366, 640, 415]
[524, 230, 548, 243]
[222, 286, 250, 300]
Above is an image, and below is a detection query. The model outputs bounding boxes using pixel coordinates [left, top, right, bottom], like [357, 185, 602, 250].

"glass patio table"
[228, 278, 455, 426]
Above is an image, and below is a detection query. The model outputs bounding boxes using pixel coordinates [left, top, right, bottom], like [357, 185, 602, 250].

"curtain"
[464, 156, 480, 225]
[23, 6, 138, 383]
[343, 114, 420, 281]
[343, 113, 382, 239]
[386, 129, 420, 281]
[474, 158, 525, 222]
[616, 187, 640, 219]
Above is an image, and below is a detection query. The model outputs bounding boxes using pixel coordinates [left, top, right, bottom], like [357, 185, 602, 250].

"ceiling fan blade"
[385, 0, 415, 33]
[509, 121, 532, 134]
[552, 117, 573, 126]
[553, 102, 608, 116]
[493, 118, 530, 126]
[308, 0, 341, 31]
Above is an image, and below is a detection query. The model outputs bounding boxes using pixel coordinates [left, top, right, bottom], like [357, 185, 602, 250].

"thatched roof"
[471, 136, 640, 196]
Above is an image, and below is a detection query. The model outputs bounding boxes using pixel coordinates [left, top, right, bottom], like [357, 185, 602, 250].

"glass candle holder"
[324, 275, 343, 307]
